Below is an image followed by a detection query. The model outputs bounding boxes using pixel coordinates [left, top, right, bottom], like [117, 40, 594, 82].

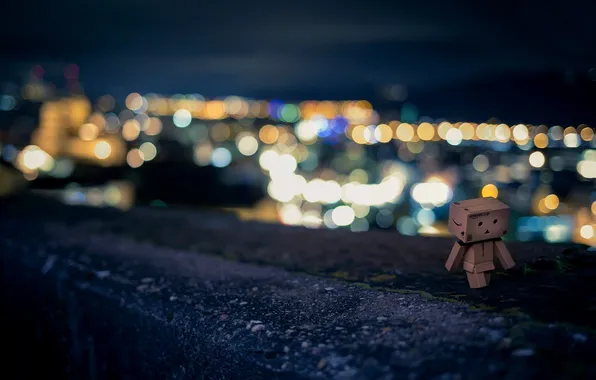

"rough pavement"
[1, 194, 595, 379]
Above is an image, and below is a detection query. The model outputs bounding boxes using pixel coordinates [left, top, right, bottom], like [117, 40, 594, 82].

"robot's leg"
[466, 269, 490, 288]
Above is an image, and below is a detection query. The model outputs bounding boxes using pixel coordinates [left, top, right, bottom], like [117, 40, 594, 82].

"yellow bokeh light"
[592, 201, 596, 215]
[512, 124, 529, 141]
[79, 123, 99, 141]
[396, 123, 414, 141]
[125, 93, 143, 111]
[122, 120, 141, 141]
[537, 198, 549, 214]
[211, 123, 231, 142]
[563, 126, 576, 136]
[352, 125, 368, 144]
[534, 133, 549, 149]
[145, 117, 163, 136]
[295, 120, 319, 144]
[459, 123, 475, 140]
[94, 141, 112, 159]
[20, 145, 50, 171]
[259, 125, 279, 144]
[580, 127, 594, 142]
[437, 122, 452, 140]
[139, 142, 157, 161]
[374, 124, 393, 143]
[204, 101, 227, 119]
[580, 225, 594, 240]
[529, 151, 545, 168]
[126, 149, 144, 168]
[237, 134, 259, 156]
[544, 194, 559, 211]
[495, 124, 511, 142]
[481, 184, 498, 198]
[417, 122, 435, 141]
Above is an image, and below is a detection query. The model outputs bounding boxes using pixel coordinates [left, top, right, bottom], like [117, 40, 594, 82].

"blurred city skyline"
[2, 0, 596, 123]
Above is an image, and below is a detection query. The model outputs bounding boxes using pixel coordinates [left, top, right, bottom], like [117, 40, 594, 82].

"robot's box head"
[448, 197, 510, 243]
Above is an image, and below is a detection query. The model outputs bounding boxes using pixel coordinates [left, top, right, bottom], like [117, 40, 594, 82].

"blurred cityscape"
[1, 64, 594, 246]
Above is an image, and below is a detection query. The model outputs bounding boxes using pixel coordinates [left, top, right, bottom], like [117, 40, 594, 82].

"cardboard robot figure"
[445, 197, 515, 288]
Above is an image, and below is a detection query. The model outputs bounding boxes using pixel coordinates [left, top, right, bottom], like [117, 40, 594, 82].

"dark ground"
[1, 193, 595, 379]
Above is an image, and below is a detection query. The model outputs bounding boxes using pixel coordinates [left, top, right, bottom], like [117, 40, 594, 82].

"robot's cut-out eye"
[493, 219, 498, 224]
[478, 222, 483, 226]
[460, 232, 464, 236]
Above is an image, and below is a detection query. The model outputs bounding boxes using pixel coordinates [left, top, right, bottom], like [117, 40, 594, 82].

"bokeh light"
[481, 184, 498, 198]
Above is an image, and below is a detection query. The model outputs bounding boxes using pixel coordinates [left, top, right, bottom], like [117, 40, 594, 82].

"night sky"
[2, 0, 596, 122]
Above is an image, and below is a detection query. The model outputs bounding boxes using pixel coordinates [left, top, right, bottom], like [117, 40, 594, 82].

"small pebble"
[317, 359, 327, 369]
[251, 324, 265, 333]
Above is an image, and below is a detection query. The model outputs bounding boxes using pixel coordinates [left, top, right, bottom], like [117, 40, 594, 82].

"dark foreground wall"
[2, 195, 596, 380]
[2, 244, 287, 380]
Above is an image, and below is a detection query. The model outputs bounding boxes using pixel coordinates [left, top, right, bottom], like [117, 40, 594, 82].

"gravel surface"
[2, 194, 596, 379]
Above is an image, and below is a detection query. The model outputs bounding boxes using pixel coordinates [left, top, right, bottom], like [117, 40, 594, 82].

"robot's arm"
[494, 239, 515, 270]
[445, 241, 466, 272]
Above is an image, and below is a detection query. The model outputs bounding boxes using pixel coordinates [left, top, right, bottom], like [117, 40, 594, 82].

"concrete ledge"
[2, 194, 596, 379]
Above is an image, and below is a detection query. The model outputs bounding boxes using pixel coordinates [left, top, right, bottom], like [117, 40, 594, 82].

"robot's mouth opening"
[452, 219, 462, 226]
[484, 229, 490, 234]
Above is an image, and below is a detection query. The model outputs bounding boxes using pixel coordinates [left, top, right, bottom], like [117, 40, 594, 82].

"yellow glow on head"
[481, 184, 498, 198]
